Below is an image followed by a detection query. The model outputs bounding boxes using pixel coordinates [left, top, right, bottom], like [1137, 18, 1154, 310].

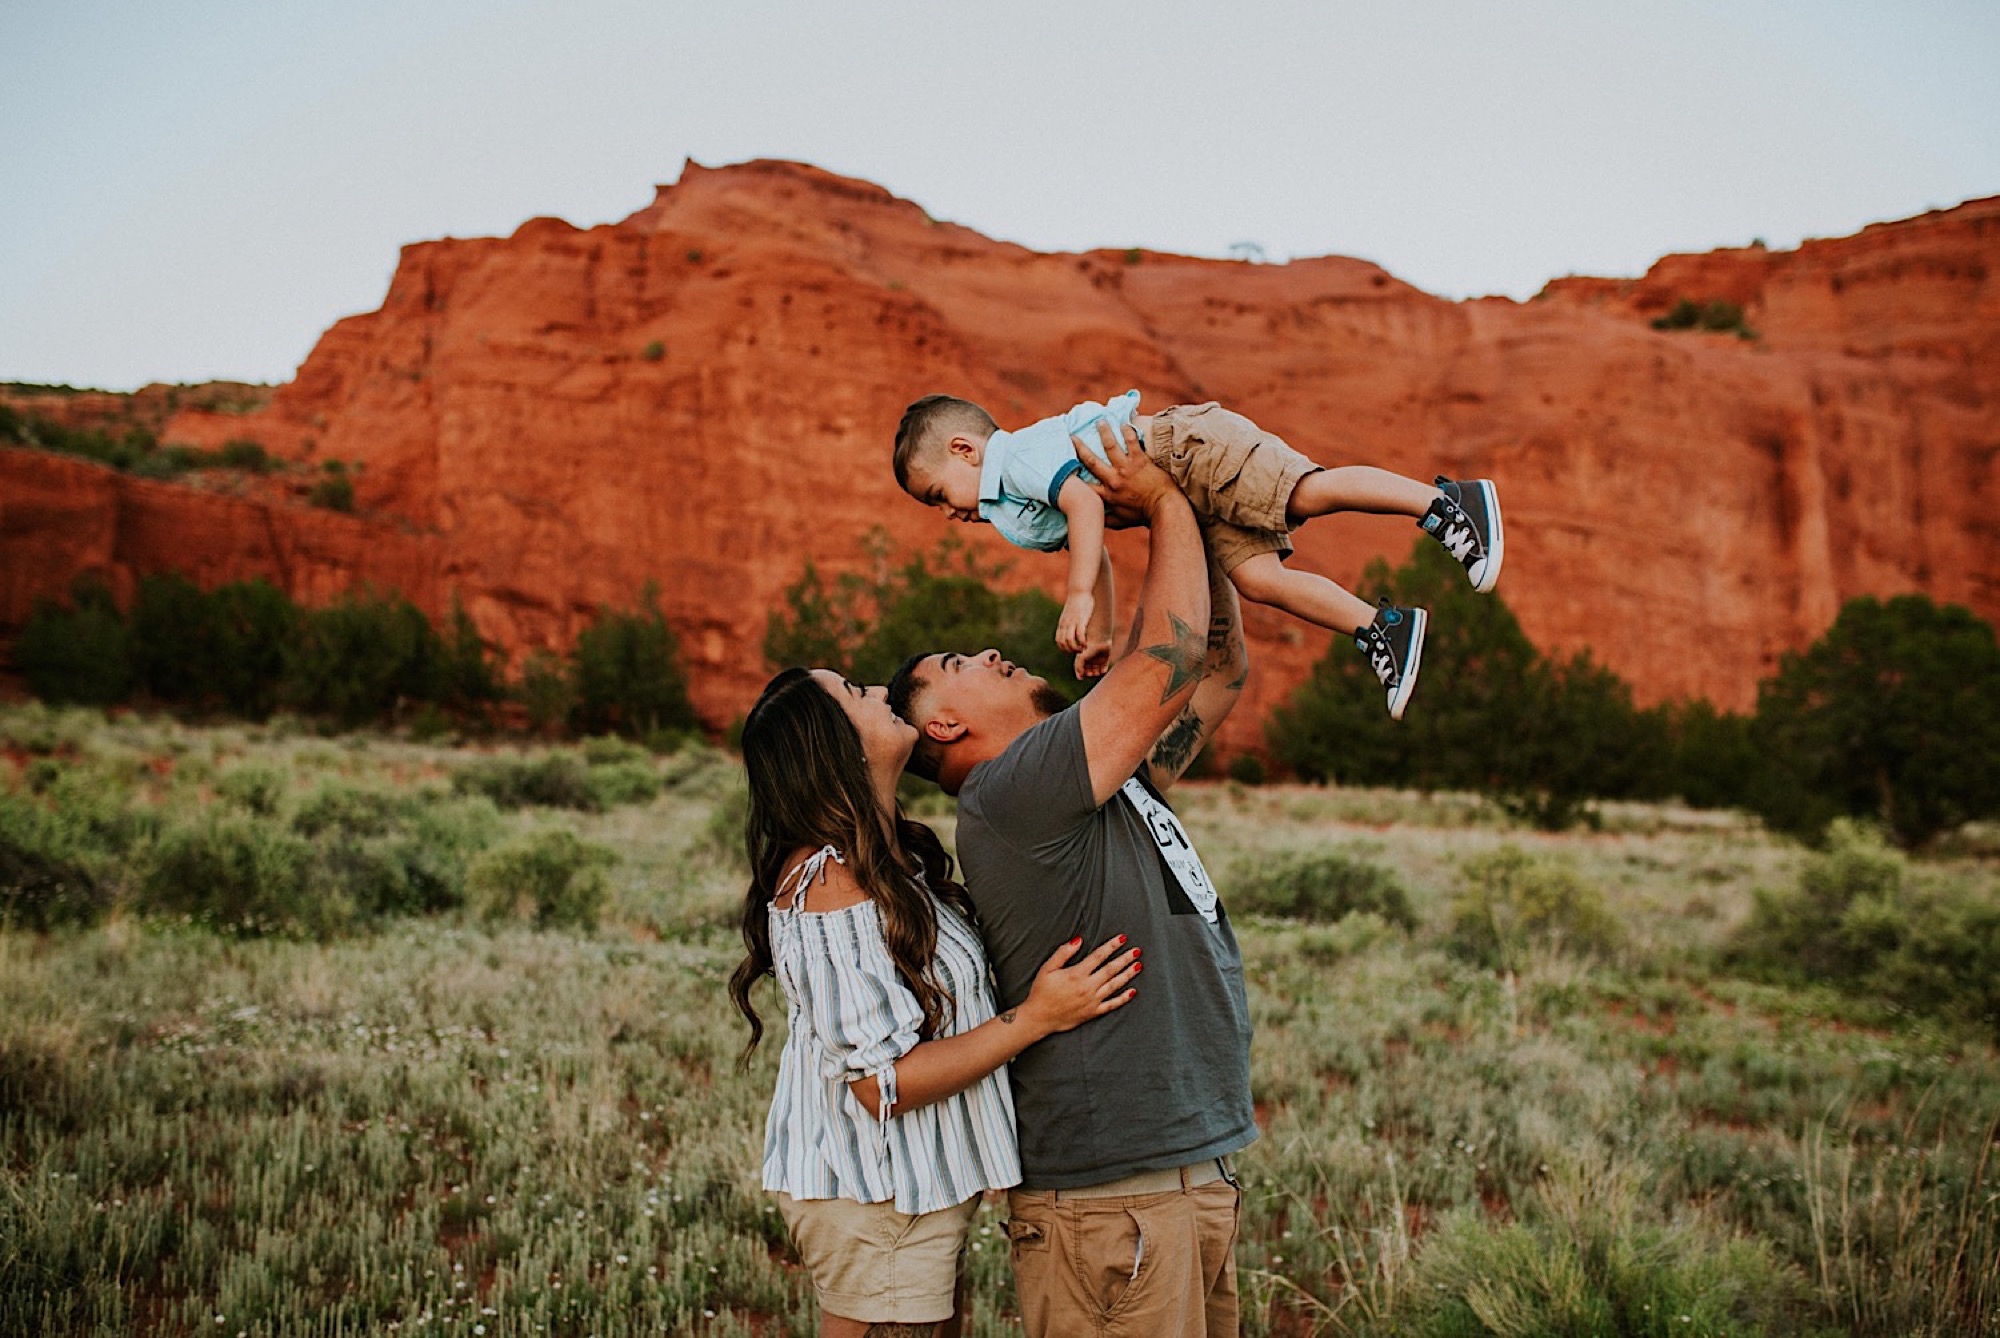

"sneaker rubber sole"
[1387, 607, 1426, 721]
[1466, 479, 1504, 594]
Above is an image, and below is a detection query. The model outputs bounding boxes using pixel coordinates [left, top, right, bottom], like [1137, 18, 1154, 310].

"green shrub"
[1651, 296, 1756, 339]
[217, 438, 272, 472]
[385, 794, 502, 911]
[281, 589, 447, 727]
[127, 574, 298, 718]
[1750, 594, 2000, 847]
[438, 600, 502, 716]
[0, 791, 112, 930]
[699, 777, 750, 870]
[1654, 698, 1767, 811]
[208, 580, 296, 718]
[468, 828, 614, 930]
[452, 752, 598, 811]
[1228, 848, 1416, 927]
[643, 726, 698, 755]
[454, 749, 667, 813]
[309, 835, 418, 919]
[1268, 541, 1663, 828]
[1405, 1159, 1808, 1335]
[138, 813, 339, 938]
[129, 572, 213, 704]
[580, 735, 651, 767]
[1870, 890, 2000, 1034]
[0, 406, 154, 470]
[1447, 844, 1623, 970]
[1226, 754, 1266, 786]
[1729, 820, 2000, 1035]
[15, 579, 132, 707]
[640, 340, 666, 361]
[290, 780, 413, 838]
[516, 648, 576, 733]
[586, 759, 662, 809]
[406, 703, 453, 742]
[569, 584, 698, 739]
[18, 758, 154, 857]
[308, 473, 354, 512]
[0, 704, 98, 755]
[215, 764, 287, 816]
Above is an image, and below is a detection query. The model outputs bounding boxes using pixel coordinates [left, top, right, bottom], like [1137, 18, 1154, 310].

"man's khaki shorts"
[776, 1191, 980, 1325]
[1147, 402, 1322, 574]
[1004, 1164, 1242, 1337]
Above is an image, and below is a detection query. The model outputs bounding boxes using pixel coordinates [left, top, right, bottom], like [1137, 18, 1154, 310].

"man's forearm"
[1129, 489, 1209, 704]
[1206, 560, 1248, 688]
[1071, 419, 1215, 804]
[1147, 559, 1248, 791]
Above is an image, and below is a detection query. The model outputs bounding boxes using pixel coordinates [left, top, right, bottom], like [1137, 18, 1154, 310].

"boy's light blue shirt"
[977, 391, 1141, 552]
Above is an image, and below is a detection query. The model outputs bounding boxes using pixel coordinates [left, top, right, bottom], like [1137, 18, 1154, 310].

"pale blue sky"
[3, 0, 1995, 390]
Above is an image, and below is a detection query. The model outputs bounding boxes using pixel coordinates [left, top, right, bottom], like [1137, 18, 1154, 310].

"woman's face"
[810, 669, 917, 767]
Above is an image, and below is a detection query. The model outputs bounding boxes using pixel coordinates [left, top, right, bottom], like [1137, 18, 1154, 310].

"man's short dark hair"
[887, 650, 945, 782]
[893, 395, 997, 492]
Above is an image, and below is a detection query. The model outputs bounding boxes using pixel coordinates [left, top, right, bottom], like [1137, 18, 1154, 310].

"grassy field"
[2, 704, 1996, 1336]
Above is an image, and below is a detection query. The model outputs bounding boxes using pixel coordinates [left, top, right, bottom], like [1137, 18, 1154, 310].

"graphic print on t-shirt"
[1119, 777, 1219, 923]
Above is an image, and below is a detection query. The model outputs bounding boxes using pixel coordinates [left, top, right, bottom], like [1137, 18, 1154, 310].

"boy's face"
[906, 440, 984, 523]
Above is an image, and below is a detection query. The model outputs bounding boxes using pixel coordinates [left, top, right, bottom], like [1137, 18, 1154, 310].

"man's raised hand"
[1072, 417, 1171, 526]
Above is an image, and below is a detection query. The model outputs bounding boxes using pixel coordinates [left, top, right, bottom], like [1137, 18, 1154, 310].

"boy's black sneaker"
[1420, 477, 1503, 593]
[1355, 601, 1427, 721]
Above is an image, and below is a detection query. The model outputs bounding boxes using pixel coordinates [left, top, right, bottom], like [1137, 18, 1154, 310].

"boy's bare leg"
[1285, 466, 1436, 524]
[1229, 552, 1376, 634]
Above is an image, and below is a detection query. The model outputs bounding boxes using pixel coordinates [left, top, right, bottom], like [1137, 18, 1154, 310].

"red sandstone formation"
[4, 161, 1995, 754]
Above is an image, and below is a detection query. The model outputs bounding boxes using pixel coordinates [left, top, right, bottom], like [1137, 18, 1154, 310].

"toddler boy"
[892, 391, 1502, 719]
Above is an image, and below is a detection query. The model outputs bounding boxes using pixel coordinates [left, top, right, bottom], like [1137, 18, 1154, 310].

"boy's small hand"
[1074, 640, 1112, 679]
[1057, 591, 1095, 653]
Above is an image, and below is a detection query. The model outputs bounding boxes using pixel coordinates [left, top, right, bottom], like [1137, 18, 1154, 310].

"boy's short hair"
[887, 651, 944, 782]
[893, 395, 997, 493]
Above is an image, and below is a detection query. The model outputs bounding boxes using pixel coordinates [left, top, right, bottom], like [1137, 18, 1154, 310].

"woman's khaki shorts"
[777, 1192, 981, 1324]
[1147, 402, 1322, 574]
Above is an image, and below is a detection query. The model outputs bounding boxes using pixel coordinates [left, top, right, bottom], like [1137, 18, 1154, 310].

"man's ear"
[923, 715, 967, 745]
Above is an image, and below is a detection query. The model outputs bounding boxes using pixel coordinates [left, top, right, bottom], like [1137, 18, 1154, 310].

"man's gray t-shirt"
[957, 706, 1257, 1188]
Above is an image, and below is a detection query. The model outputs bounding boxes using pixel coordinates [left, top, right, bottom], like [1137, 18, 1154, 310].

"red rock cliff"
[5, 160, 1996, 752]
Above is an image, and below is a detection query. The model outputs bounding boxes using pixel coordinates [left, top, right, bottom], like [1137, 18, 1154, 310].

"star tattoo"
[1142, 613, 1206, 702]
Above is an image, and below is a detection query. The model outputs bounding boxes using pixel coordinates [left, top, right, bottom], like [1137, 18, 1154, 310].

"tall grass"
[3, 705, 1997, 1335]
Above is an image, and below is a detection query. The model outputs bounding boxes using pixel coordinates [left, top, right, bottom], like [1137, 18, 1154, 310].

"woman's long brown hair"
[727, 667, 977, 1058]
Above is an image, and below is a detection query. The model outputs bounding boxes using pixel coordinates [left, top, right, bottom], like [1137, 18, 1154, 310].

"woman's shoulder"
[772, 844, 872, 915]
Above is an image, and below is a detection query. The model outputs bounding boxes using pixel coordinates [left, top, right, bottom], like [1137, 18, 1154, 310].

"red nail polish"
[1117, 934, 1127, 945]
[1133, 962, 1143, 973]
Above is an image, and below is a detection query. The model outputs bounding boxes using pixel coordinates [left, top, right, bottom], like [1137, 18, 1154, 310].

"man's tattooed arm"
[1150, 704, 1205, 781]
[1147, 562, 1249, 790]
[1139, 612, 1208, 704]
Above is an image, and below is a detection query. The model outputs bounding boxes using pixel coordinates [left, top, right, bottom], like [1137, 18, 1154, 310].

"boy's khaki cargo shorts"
[1146, 401, 1322, 574]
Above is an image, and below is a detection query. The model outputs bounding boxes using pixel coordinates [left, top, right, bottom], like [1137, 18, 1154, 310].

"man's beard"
[1030, 682, 1069, 718]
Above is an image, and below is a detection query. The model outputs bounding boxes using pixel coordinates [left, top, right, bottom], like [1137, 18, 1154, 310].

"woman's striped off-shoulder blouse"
[760, 846, 1020, 1215]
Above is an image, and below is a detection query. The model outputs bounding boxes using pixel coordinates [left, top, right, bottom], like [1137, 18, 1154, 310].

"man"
[887, 419, 1255, 1337]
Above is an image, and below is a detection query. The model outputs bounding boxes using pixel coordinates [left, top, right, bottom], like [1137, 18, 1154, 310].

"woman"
[728, 667, 1138, 1337]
